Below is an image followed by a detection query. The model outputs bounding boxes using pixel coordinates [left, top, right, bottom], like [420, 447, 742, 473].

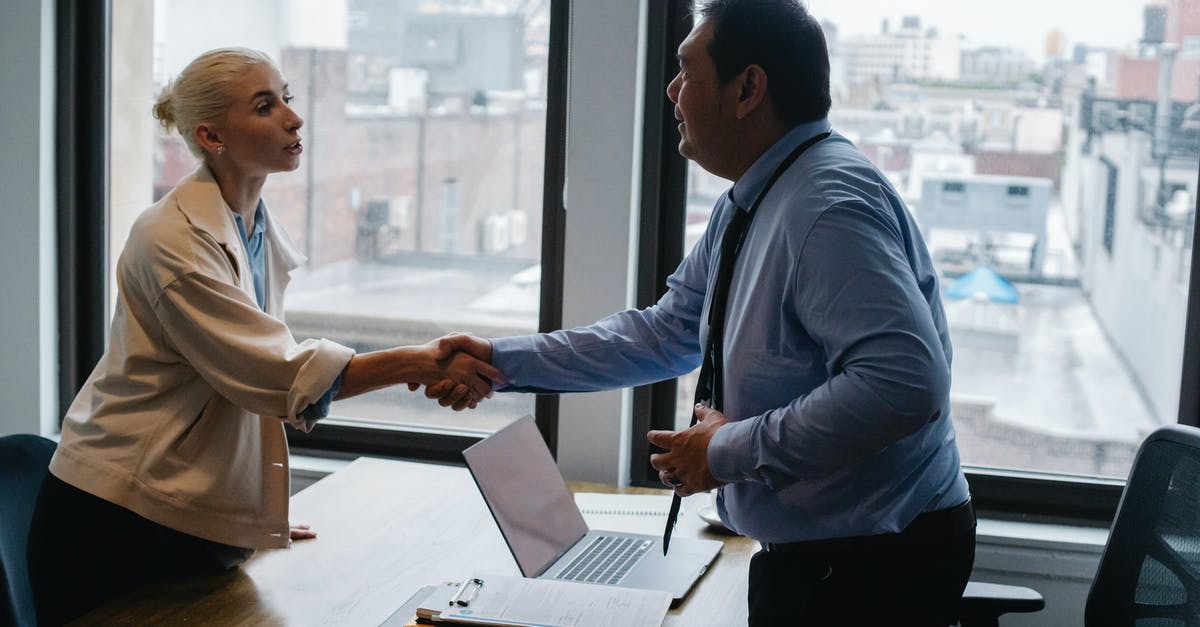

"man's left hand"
[647, 404, 728, 497]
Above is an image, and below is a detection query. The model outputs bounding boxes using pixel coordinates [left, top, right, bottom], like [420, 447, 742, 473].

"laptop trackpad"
[619, 544, 716, 600]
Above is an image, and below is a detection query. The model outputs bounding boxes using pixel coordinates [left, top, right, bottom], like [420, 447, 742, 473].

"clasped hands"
[405, 334, 503, 411]
[425, 333, 727, 496]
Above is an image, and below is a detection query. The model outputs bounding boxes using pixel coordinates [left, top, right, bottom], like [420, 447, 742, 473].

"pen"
[449, 578, 484, 607]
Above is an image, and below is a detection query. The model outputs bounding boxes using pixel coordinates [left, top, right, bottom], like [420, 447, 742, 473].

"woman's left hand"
[289, 522, 317, 546]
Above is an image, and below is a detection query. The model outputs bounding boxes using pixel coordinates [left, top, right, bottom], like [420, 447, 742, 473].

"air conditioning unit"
[481, 214, 511, 253]
[390, 196, 412, 230]
[508, 210, 528, 246]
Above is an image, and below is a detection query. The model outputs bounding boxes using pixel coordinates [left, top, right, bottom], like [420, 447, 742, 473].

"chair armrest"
[959, 581, 1045, 624]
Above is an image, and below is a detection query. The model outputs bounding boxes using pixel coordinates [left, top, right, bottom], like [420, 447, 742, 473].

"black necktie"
[661, 131, 830, 555]
[660, 194, 746, 555]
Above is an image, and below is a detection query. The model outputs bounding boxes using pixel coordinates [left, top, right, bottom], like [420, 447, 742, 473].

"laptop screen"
[462, 415, 590, 577]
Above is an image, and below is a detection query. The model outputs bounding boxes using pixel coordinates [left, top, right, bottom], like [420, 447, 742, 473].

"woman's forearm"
[334, 342, 502, 403]
[336, 345, 433, 400]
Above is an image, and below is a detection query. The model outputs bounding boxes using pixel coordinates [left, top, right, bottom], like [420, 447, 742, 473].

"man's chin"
[677, 139, 694, 159]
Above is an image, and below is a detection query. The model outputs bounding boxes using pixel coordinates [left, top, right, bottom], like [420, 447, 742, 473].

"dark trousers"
[25, 474, 227, 626]
[747, 508, 976, 627]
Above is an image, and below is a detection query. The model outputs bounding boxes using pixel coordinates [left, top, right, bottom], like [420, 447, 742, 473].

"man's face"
[666, 19, 734, 174]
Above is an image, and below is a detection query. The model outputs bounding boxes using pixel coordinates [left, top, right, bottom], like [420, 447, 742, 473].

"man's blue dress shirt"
[490, 118, 970, 543]
[235, 203, 339, 421]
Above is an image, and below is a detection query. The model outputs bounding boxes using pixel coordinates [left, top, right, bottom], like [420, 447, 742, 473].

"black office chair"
[1085, 424, 1200, 626]
[0, 434, 55, 627]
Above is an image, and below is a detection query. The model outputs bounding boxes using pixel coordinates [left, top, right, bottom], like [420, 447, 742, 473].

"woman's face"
[213, 63, 303, 176]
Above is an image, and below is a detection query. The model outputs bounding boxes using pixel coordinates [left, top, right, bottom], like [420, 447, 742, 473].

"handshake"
[400, 331, 726, 498]
[405, 332, 499, 411]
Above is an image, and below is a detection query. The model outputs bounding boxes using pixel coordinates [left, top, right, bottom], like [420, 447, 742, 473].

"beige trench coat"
[52, 165, 354, 550]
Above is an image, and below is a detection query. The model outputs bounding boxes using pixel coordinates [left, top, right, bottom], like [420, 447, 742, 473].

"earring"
[216, 146, 225, 156]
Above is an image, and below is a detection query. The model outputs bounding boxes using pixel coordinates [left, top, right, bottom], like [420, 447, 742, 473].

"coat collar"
[173, 164, 306, 275]
[174, 164, 241, 247]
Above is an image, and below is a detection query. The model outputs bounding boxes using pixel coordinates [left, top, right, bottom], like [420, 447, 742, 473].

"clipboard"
[380, 583, 458, 626]
[413, 574, 671, 627]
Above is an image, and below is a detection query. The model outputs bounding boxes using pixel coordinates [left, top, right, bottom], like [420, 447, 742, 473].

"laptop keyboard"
[555, 535, 653, 585]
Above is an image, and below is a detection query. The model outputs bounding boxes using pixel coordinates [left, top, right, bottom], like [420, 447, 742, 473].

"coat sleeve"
[133, 223, 354, 421]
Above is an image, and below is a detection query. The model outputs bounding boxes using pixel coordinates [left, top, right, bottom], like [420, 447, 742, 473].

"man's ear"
[194, 123, 224, 157]
[734, 64, 769, 120]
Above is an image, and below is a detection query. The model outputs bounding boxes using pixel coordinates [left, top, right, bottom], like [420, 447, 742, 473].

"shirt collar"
[729, 117, 832, 210]
[234, 201, 266, 240]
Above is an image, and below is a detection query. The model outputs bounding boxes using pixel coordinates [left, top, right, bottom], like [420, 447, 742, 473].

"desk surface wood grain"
[74, 457, 755, 626]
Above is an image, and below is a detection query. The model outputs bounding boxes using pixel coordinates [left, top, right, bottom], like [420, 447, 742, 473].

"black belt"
[762, 499, 976, 554]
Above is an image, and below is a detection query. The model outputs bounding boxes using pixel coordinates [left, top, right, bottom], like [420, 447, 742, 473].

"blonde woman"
[25, 48, 500, 625]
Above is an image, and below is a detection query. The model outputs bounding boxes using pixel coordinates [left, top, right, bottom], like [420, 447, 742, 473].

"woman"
[26, 48, 500, 625]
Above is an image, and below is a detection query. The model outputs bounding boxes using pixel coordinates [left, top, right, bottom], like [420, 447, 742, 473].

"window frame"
[630, 0, 694, 487]
[631, 1, 1200, 526]
[56, 0, 111, 420]
[63, 0, 570, 461]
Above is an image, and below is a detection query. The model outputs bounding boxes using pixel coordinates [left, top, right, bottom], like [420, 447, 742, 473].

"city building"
[840, 15, 962, 85]
[960, 46, 1036, 86]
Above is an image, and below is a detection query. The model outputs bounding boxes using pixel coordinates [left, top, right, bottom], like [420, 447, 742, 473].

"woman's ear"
[194, 124, 224, 157]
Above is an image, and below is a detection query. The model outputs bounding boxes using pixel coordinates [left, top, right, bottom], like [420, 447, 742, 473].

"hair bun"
[152, 82, 177, 132]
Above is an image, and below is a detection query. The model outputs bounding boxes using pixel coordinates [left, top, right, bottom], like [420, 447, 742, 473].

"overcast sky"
[806, 0, 1153, 61]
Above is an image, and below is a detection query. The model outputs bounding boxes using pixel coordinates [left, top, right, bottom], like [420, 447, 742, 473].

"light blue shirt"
[490, 118, 969, 543]
[235, 203, 340, 422]
[233, 203, 267, 309]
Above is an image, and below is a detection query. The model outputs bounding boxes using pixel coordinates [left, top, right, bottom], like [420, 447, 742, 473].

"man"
[436, 1, 974, 624]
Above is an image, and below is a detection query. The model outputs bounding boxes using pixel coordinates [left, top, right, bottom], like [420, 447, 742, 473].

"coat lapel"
[173, 165, 256, 299]
[262, 202, 306, 317]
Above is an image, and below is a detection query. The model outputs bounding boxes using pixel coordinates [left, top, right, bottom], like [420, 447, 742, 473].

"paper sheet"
[573, 493, 673, 536]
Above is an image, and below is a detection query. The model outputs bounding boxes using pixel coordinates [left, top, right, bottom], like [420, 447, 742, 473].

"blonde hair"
[152, 47, 275, 157]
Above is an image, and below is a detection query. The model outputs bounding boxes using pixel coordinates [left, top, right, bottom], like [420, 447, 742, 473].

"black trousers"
[747, 508, 976, 627]
[25, 474, 228, 626]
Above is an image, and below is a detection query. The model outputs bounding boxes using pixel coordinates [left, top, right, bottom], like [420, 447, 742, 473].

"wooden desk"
[75, 457, 756, 626]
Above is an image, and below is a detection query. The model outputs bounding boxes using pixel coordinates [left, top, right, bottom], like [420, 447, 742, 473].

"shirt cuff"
[707, 416, 758, 484]
[298, 373, 343, 423]
[489, 335, 539, 391]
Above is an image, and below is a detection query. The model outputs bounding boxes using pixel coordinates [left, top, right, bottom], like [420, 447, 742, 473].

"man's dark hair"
[698, 0, 831, 124]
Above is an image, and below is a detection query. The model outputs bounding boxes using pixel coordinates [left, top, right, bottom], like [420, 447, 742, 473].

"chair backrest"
[1086, 425, 1200, 626]
[0, 434, 55, 627]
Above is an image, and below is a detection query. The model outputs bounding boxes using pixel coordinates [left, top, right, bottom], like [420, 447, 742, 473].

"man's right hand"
[435, 332, 494, 364]
[412, 333, 499, 408]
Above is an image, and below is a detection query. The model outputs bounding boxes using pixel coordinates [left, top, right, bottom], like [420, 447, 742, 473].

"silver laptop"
[462, 415, 723, 603]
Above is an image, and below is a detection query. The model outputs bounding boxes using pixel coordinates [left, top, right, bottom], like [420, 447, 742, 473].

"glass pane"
[111, 0, 550, 434]
[677, 1, 1197, 480]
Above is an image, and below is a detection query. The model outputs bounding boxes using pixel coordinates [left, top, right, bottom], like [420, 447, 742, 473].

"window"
[1102, 157, 1118, 256]
[108, 0, 561, 451]
[647, 1, 1199, 508]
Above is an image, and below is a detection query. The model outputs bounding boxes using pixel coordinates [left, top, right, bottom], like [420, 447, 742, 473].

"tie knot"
[725, 189, 744, 212]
